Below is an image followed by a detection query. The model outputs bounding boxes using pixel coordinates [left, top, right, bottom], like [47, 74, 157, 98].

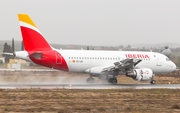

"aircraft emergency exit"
[12, 14, 176, 84]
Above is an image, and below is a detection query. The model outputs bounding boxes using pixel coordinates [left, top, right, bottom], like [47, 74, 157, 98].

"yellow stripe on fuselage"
[18, 14, 37, 28]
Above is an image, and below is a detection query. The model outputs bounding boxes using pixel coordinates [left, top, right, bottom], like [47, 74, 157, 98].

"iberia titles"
[125, 54, 150, 59]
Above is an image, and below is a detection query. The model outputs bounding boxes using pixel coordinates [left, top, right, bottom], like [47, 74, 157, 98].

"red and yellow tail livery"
[18, 14, 68, 71]
[18, 14, 52, 51]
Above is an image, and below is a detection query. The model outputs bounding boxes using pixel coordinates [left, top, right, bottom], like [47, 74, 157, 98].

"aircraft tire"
[86, 78, 95, 83]
[112, 78, 118, 85]
[150, 80, 156, 84]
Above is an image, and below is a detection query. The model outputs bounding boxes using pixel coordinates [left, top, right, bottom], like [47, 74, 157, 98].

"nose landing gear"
[150, 80, 156, 84]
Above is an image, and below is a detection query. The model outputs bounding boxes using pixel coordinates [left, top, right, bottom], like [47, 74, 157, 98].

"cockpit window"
[166, 58, 170, 61]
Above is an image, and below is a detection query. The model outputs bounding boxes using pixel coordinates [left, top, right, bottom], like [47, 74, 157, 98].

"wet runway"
[0, 84, 179, 89]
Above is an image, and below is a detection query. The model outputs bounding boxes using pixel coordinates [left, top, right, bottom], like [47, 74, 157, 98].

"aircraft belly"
[67, 60, 113, 73]
[68, 63, 89, 72]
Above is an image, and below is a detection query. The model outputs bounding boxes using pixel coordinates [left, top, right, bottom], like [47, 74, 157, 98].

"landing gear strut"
[108, 78, 118, 84]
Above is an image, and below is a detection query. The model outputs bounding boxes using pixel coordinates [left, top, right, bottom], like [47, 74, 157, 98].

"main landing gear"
[108, 78, 118, 84]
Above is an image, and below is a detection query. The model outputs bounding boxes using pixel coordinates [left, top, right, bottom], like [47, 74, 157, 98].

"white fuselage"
[15, 50, 176, 74]
[57, 50, 175, 74]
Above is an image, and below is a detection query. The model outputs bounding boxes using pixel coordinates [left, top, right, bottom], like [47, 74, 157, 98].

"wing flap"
[102, 59, 142, 73]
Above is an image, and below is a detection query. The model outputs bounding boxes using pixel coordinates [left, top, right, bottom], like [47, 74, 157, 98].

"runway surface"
[0, 84, 179, 89]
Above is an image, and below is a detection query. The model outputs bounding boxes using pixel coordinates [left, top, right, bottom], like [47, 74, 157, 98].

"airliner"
[10, 14, 176, 84]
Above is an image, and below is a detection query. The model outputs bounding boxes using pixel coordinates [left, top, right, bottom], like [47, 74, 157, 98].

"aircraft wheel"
[150, 80, 156, 84]
[86, 78, 95, 83]
[112, 78, 118, 85]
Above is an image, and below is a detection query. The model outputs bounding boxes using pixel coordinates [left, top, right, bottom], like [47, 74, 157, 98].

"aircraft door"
[55, 51, 62, 64]
[156, 54, 162, 66]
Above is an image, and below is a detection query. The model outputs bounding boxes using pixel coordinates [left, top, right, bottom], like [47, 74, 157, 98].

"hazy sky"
[0, 0, 180, 46]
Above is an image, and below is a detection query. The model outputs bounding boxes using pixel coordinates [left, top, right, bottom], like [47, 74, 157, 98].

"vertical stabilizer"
[18, 14, 52, 51]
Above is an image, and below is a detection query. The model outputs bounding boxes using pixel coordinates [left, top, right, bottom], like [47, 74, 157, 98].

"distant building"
[7, 59, 27, 69]
[9, 59, 27, 64]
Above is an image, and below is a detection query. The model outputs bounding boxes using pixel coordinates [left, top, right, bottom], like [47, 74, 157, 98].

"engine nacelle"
[126, 68, 153, 81]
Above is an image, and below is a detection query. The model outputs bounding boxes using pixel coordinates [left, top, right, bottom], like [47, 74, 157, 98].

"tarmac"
[0, 69, 179, 89]
[0, 83, 179, 89]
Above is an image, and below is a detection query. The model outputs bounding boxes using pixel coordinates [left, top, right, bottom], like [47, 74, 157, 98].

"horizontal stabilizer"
[2, 52, 15, 57]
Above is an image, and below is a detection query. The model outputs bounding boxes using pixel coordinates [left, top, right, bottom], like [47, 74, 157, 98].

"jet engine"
[126, 68, 153, 81]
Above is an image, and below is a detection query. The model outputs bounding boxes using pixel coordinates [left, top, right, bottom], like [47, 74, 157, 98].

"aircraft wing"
[102, 59, 142, 73]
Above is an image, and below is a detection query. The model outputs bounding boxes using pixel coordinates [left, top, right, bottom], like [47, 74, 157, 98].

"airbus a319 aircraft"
[12, 14, 176, 84]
